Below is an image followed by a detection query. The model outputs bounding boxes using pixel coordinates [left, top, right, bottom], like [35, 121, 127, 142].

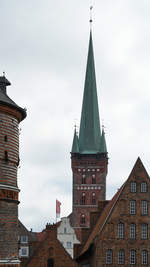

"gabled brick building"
[76, 157, 150, 266]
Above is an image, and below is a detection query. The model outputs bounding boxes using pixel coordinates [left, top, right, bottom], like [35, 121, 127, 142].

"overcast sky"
[1, 0, 150, 232]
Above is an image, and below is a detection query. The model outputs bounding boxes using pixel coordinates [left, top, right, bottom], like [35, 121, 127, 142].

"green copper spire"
[78, 31, 101, 154]
[100, 128, 107, 153]
[71, 128, 79, 153]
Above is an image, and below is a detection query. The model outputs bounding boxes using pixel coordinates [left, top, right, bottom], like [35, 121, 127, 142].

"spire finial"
[89, 6, 93, 29]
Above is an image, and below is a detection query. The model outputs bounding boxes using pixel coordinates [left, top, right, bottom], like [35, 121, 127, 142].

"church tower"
[0, 75, 26, 266]
[71, 31, 108, 231]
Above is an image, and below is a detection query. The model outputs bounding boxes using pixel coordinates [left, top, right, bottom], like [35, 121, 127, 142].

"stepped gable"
[79, 157, 149, 257]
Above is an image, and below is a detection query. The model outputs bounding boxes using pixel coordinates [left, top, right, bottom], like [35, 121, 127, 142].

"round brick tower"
[0, 75, 26, 266]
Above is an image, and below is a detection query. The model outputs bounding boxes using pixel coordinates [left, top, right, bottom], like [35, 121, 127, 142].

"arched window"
[106, 249, 113, 264]
[130, 223, 136, 239]
[92, 174, 96, 184]
[49, 247, 54, 257]
[47, 258, 54, 267]
[4, 151, 8, 162]
[80, 214, 85, 225]
[130, 250, 136, 265]
[81, 192, 86, 205]
[82, 175, 86, 184]
[91, 192, 96, 205]
[118, 249, 124, 264]
[142, 250, 148, 265]
[118, 222, 124, 239]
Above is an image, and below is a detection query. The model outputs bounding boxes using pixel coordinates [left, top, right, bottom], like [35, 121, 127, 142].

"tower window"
[91, 192, 96, 205]
[92, 175, 96, 184]
[117, 222, 124, 239]
[4, 135, 8, 142]
[4, 151, 8, 162]
[81, 192, 86, 205]
[141, 182, 147, 193]
[80, 214, 85, 225]
[130, 182, 136, 193]
[82, 175, 86, 184]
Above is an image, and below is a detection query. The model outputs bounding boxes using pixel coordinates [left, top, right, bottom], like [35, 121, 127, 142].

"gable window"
[82, 175, 86, 184]
[66, 241, 72, 248]
[142, 250, 148, 265]
[141, 223, 148, 240]
[141, 182, 147, 193]
[130, 223, 136, 239]
[64, 227, 67, 234]
[130, 200, 136, 214]
[141, 200, 148, 215]
[118, 249, 124, 264]
[106, 249, 113, 264]
[80, 214, 85, 225]
[19, 247, 29, 257]
[130, 250, 136, 265]
[130, 182, 136, 193]
[118, 222, 124, 239]
[91, 192, 96, 205]
[81, 192, 86, 205]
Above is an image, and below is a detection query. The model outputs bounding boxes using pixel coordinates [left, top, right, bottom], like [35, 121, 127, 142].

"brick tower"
[0, 75, 26, 266]
[71, 31, 108, 231]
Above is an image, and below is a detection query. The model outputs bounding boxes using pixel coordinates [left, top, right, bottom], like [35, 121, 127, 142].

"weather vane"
[90, 5, 93, 28]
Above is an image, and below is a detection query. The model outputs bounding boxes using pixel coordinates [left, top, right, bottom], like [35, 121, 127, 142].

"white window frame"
[19, 246, 29, 257]
[66, 241, 72, 249]
[142, 250, 148, 265]
[141, 182, 147, 193]
[118, 223, 124, 239]
[118, 250, 124, 264]
[141, 223, 148, 240]
[130, 200, 136, 215]
[130, 182, 136, 193]
[130, 250, 136, 265]
[130, 223, 136, 239]
[20, 235, 28, 243]
[106, 249, 113, 264]
[141, 200, 148, 215]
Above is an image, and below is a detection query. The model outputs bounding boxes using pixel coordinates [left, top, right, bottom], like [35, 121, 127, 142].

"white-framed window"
[117, 222, 124, 239]
[130, 223, 136, 239]
[130, 200, 136, 214]
[141, 200, 148, 215]
[66, 241, 72, 248]
[19, 246, 29, 257]
[106, 249, 113, 264]
[130, 250, 136, 265]
[141, 223, 148, 240]
[20, 235, 28, 243]
[130, 182, 136, 193]
[141, 182, 147, 193]
[118, 249, 124, 264]
[142, 250, 148, 265]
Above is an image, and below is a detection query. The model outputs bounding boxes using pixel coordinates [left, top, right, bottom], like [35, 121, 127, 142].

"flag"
[56, 199, 61, 218]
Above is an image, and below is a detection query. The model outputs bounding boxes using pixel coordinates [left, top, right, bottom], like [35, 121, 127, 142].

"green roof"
[71, 128, 79, 153]
[78, 31, 101, 154]
[100, 129, 107, 153]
